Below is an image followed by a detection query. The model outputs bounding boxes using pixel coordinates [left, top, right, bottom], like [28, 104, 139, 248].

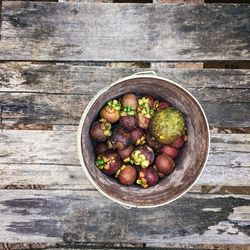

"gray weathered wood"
[1, 162, 250, 194]
[1, 63, 249, 93]
[1, 130, 249, 164]
[154, 0, 204, 2]
[1, 64, 249, 127]
[2, 92, 249, 127]
[0, 190, 249, 246]
[0, 130, 249, 192]
[1, 3, 249, 61]
[0, 130, 79, 165]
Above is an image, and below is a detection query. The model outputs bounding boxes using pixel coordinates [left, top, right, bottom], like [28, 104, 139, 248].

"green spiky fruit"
[149, 108, 185, 144]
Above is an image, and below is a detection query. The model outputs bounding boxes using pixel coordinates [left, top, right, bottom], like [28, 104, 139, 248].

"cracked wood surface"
[1, 63, 249, 127]
[0, 191, 249, 246]
[0, 3, 249, 61]
[0, 1, 249, 248]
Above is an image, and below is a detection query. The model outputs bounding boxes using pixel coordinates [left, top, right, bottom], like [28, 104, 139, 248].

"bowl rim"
[77, 72, 210, 209]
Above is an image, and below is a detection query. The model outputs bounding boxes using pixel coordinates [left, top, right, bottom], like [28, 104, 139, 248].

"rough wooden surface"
[0, 1, 250, 247]
[0, 190, 249, 246]
[1, 63, 249, 127]
[0, 130, 249, 194]
[1, 3, 249, 61]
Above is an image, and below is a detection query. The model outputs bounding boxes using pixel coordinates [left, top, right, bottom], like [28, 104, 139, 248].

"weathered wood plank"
[1, 93, 249, 127]
[0, 131, 249, 192]
[154, 0, 204, 3]
[0, 190, 249, 246]
[0, 130, 79, 165]
[0, 164, 91, 190]
[1, 162, 250, 194]
[1, 130, 249, 164]
[1, 64, 249, 127]
[0, 3, 249, 61]
[1, 64, 250, 93]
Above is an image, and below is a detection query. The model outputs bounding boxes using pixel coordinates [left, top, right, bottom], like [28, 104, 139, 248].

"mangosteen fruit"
[156, 101, 171, 110]
[117, 145, 134, 162]
[100, 99, 121, 123]
[95, 143, 108, 154]
[146, 132, 163, 151]
[121, 93, 138, 110]
[90, 119, 112, 142]
[115, 165, 137, 186]
[110, 126, 132, 151]
[170, 135, 187, 148]
[131, 145, 155, 168]
[130, 127, 146, 145]
[95, 150, 121, 175]
[155, 154, 175, 175]
[160, 145, 178, 159]
[137, 167, 159, 188]
[119, 114, 138, 131]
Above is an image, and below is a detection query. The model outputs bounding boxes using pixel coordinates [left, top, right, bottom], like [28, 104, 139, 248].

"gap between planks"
[0, 64, 249, 127]
[0, 243, 249, 250]
[1, 61, 250, 69]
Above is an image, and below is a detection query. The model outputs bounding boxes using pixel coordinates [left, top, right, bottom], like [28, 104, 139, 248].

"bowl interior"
[80, 77, 209, 207]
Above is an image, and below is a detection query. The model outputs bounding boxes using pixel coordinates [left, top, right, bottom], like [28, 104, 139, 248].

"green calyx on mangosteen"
[100, 99, 121, 123]
[95, 150, 121, 175]
[121, 93, 138, 111]
[131, 145, 155, 168]
[90, 119, 112, 142]
[149, 108, 186, 144]
[137, 96, 154, 119]
[136, 167, 159, 188]
[120, 106, 136, 117]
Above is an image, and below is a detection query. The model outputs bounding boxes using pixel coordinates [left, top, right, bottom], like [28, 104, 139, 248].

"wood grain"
[0, 3, 249, 61]
[1, 63, 249, 93]
[0, 190, 249, 246]
[0, 131, 249, 192]
[1, 63, 249, 127]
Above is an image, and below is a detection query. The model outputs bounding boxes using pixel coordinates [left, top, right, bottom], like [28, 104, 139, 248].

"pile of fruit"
[90, 93, 187, 189]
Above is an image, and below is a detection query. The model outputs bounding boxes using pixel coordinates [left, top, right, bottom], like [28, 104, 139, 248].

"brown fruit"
[130, 127, 146, 145]
[116, 165, 137, 186]
[90, 119, 112, 142]
[121, 93, 138, 110]
[160, 145, 178, 159]
[146, 132, 163, 151]
[157, 101, 171, 110]
[100, 106, 120, 123]
[137, 167, 159, 188]
[110, 127, 132, 150]
[95, 150, 121, 175]
[138, 112, 150, 129]
[119, 115, 138, 131]
[131, 145, 155, 168]
[95, 143, 108, 154]
[170, 135, 187, 148]
[117, 145, 134, 162]
[155, 154, 175, 175]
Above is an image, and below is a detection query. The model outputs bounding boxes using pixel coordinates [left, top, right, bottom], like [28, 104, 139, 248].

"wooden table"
[0, 1, 249, 249]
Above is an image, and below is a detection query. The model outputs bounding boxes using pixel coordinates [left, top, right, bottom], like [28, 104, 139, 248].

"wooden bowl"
[77, 72, 210, 208]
